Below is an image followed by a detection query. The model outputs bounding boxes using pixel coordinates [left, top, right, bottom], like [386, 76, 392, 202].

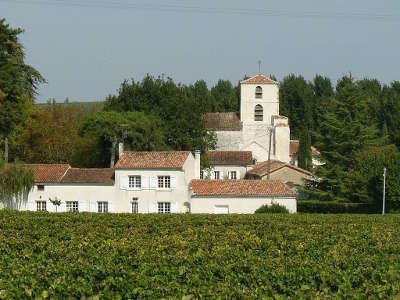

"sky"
[1, 0, 400, 102]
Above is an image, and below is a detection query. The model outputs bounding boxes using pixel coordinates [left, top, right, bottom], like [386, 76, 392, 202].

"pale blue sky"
[1, 0, 400, 102]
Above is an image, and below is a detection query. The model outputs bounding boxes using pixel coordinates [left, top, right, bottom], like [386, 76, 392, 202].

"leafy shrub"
[298, 200, 377, 214]
[0, 211, 399, 298]
[255, 203, 289, 214]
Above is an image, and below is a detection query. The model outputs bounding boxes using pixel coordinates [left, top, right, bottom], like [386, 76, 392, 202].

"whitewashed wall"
[190, 196, 297, 214]
[19, 184, 115, 212]
[240, 83, 279, 126]
[207, 165, 248, 180]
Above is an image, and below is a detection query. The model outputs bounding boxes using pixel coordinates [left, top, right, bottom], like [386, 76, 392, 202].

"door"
[214, 205, 229, 214]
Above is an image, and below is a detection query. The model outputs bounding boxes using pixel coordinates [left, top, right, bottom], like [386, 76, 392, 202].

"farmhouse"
[10, 151, 296, 214]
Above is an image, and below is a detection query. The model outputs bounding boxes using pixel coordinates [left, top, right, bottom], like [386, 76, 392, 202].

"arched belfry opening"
[255, 86, 263, 98]
[254, 104, 263, 121]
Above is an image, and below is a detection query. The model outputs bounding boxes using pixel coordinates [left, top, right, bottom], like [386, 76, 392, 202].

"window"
[158, 202, 171, 214]
[36, 201, 46, 211]
[66, 201, 79, 212]
[98, 201, 108, 213]
[129, 175, 141, 188]
[255, 86, 263, 98]
[214, 171, 220, 180]
[230, 171, 237, 180]
[158, 176, 171, 188]
[254, 104, 263, 121]
[132, 198, 138, 213]
[37, 185, 45, 191]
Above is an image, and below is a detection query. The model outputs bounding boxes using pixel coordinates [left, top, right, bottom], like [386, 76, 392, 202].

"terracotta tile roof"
[190, 179, 296, 197]
[203, 112, 242, 131]
[241, 74, 278, 85]
[206, 151, 253, 166]
[114, 151, 191, 169]
[61, 168, 114, 184]
[25, 164, 70, 183]
[290, 140, 320, 157]
[247, 160, 312, 177]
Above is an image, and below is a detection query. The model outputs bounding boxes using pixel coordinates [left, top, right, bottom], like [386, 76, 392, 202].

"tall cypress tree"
[298, 128, 312, 171]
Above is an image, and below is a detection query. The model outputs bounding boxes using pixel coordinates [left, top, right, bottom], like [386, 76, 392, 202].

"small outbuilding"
[189, 179, 297, 213]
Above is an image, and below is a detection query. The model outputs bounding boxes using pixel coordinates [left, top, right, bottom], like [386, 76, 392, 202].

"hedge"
[298, 200, 378, 214]
[255, 203, 289, 214]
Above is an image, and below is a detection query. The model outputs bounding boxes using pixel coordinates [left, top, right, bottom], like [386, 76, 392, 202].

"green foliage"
[210, 79, 239, 112]
[255, 203, 289, 214]
[279, 74, 313, 138]
[79, 111, 167, 165]
[297, 200, 377, 214]
[104, 75, 216, 154]
[0, 159, 34, 208]
[12, 103, 103, 167]
[0, 19, 45, 138]
[298, 127, 312, 171]
[346, 145, 400, 209]
[0, 211, 400, 298]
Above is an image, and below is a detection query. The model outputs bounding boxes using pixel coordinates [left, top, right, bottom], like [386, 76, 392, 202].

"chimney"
[194, 150, 201, 179]
[118, 142, 124, 159]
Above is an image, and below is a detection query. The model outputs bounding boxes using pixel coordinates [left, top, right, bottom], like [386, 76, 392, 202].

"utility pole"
[4, 137, 8, 163]
[382, 167, 386, 215]
[266, 127, 273, 180]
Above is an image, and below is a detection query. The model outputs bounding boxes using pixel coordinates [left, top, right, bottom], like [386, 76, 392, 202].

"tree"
[279, 74, 313, 138]
[104, 75, 216, 155]
[298, 128, 312, 171]
[79, 111, 167, 167]
[305, 91, 383, 201]
[210, 80, 239, 112]
[0, 158, 34, 209]
[346, 145, 400, 210]
[0, 19, 45, 153]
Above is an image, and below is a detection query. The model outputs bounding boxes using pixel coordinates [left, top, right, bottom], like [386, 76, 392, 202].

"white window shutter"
[171, 176, 177, 189]
[108, 201, 114, 213]
[171, 201, 178, 213]
[220, 170, 224, 179]
[227, 171, 231, 179]
[142, 176, 149, 189]
[150, 176, 158, 189]
[149, 201, 157, 213]
[120, 175, 128, 189]
[59, 201, 66, 212]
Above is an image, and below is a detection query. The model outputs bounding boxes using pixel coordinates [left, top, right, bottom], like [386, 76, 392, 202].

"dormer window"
[254, 104, 263, 121]
[255, 86, 262, 98]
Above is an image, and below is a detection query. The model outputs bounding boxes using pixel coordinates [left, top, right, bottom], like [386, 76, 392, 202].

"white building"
[2, 151, 297, 214]
[203, 74, 290, 164]
[203, 73, 319, 186]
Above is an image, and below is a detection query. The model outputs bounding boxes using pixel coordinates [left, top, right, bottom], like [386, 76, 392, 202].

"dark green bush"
[298, 200, 377, 214]
[255, 203, 289, 214]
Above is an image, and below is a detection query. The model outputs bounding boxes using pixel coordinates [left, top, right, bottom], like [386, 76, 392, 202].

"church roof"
[202, 112, 242, 131]
[206, 151, 253, 166]
[241, 74, 278, 85]
[190, 179, 296, 197]
[247, 160, 312, 178]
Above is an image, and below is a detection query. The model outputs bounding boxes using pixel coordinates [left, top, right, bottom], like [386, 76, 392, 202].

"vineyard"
[0, 211, 399, 299]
